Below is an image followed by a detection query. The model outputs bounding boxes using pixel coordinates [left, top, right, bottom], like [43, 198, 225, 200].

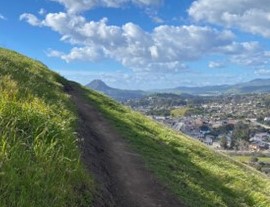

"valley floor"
[67, 83, 184, 207]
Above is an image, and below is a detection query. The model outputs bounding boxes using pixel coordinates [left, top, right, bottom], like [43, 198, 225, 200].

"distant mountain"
[87, 78, 270, 100]
[157, 78, 270, 95]
[87, 79, 110, 91]
[86, 79, 146, 101]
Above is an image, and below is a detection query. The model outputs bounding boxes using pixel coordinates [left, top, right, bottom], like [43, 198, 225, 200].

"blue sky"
[1, 0, 270, 89]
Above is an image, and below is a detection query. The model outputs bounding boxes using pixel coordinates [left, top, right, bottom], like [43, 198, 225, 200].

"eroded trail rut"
[68, 85, 184, 207]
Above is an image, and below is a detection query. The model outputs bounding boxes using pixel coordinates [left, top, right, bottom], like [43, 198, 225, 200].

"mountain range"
[164, 78, 270, 95]
[86, 78, 270, 101]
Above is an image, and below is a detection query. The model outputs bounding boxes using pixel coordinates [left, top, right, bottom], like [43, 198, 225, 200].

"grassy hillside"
[2, 47, 270, 207]
[82, 87, 270, 207]
[0, 48, 93, 207]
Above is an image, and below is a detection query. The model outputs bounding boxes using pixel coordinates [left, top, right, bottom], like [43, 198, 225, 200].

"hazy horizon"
[85, 77, 270, 91]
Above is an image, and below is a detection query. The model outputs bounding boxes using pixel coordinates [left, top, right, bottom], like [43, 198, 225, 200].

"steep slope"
[83, 86, 270, 207]
[1, 47, 270, 207]
[0, 48, 93, 207]
[86, 79, 145, 101]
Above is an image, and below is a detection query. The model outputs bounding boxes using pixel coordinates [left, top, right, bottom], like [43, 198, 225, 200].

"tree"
[264, 96, 270, 109]
[237, 139, 249, 151]
[233, 121, 250, 141]
[220, 136, 227, 149]
[231, 121, 250, 149]
[230, 136, 238, 150]
[250, 156, 258, 163]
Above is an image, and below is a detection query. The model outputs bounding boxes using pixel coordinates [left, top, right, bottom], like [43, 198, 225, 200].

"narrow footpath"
[67, 84, 184, 207]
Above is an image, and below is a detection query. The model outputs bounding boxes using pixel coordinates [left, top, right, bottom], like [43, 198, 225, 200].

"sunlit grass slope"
[0, 48, 93, 207]
[83, 87, 270, 207]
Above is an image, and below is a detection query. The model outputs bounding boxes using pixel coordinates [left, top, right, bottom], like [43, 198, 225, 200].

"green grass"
[3, 47, 270, 207]
[232, 156, 270, 163]
[0, 48, 93, 207]
[82, 86, 270, 207]
[171, 107, 189, 117]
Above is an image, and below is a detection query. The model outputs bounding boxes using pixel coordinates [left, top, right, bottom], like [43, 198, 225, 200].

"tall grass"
[0, 48, 93, 207]
[82, 86, 270, 207]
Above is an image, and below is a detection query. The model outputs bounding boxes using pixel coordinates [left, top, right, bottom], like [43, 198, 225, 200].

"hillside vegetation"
[171, 107, 190, 117]
[0, 48, 93, 207]
[1, 47, 270, 207]
[83, 87, 270, 207]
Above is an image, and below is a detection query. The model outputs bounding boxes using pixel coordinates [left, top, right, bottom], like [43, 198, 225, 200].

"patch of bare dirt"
[67, 83, 185, 207]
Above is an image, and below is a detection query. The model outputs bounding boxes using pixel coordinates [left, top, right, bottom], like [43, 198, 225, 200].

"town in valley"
[126, 93, 270, 151]
[125, 93, 270, 174]
[87, 79, 270, 175]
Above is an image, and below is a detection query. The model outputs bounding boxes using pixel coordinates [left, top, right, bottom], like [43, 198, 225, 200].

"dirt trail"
[68, 84, 184, 207]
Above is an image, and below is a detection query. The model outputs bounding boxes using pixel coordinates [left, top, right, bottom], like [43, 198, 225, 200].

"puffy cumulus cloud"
[48, 46, 106, 62]
[207, 41, 270, 69]
[50, 0, 162, 13]
[36, 12, 236, 71]
[189, 0, 270, 38]
[220, 42, 270, 67]
[152, 25, 234, 61]
[21, 11, 270, 72]
[208, 61, 224, 69]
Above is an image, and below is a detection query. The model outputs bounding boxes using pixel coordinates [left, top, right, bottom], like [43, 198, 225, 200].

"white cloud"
[21, 11, 270, 72]
[208, 61, 224, 69]
[255, 69, 270, 75]
[0, 14, 6, 20]
[151, 16, 164, 24]
[189, 0, 270, 38]
[20, 0, 270, 74]
[217, 41, 260, 55]
[50, 0, 162, 13]
[221, 42, 270, 67]
[48, 46, 105, 62]
[145, 8, 165, 24]
[46, 49, 65, 58]
[39, 8, 47, 16]
[37, 12, 236, 71]
[19, 13, 42, 26]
